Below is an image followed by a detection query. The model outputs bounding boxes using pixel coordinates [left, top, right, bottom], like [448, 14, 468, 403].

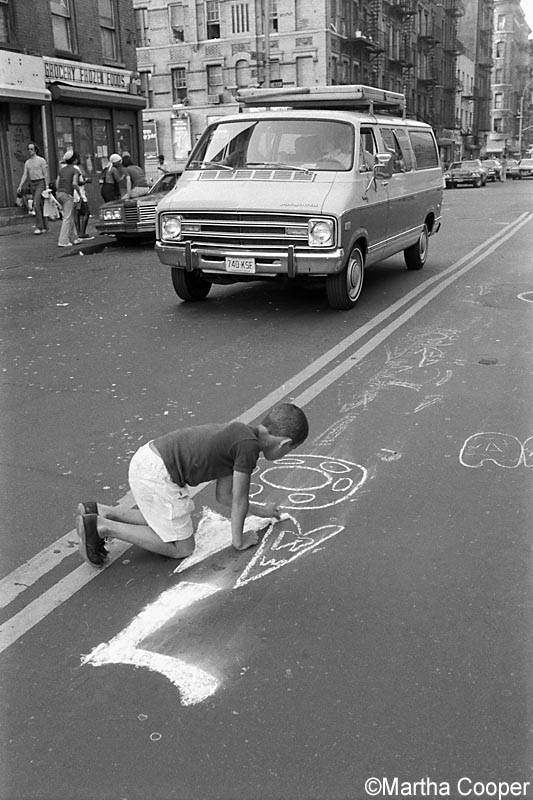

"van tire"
[326, 245, 364, 309]
[404, 224, 428, 271]
[171, 268, 212, 301]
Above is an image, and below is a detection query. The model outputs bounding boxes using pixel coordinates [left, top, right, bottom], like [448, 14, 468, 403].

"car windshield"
[149, 172, 180, 194]
[451, 161, 478, 168]
[187, 119, 355, 172]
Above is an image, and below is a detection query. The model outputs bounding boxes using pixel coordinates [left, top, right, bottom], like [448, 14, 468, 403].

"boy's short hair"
[262, 403, 309, 447]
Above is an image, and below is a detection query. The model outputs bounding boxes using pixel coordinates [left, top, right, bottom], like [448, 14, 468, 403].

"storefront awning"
[49, 83, 146, 109]
[0, 85, 51, 103]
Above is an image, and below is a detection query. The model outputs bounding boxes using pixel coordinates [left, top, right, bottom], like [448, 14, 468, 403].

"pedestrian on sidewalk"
[121, 153, 150, 199]
[75, 403, 309, 567]
[73, 160, 94, 240]
[56, 150, 81, 247]
[99, 154, 122, 203]
[17, 142, 50, 235]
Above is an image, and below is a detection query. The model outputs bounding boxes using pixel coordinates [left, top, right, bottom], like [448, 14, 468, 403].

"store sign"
[171, 116, 192, 161]
[43, 56, 132, 93]
[143, 119, 158, 158]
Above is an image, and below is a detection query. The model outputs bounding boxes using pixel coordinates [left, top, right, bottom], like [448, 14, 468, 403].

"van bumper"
[155, 242, 346, 278]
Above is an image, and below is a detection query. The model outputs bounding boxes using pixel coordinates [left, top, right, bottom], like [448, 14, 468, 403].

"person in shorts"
[75, 403, 309, 567]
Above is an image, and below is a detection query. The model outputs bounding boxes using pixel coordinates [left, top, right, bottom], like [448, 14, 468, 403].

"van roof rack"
[236, 84, 406, 115]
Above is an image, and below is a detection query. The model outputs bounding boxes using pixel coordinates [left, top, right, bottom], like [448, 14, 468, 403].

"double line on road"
[1, 211, 531, 655]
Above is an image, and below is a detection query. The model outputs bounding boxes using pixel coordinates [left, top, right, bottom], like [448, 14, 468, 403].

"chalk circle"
[517, 292, 533, 303]
[138, 714, 148, 721]
[150, 732, 162, 741]
[248, 483, 263, 498]
[320, 461, 351, 473]
[254, 454, 368, 510]
[288, 492, 316, 504]
[261, 465, 331, 492]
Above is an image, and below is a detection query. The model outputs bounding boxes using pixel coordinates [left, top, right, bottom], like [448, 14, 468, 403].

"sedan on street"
[95, 170, 182, 242]
[444, 159, 488, 188]
[516, 158, 533, 179]
[483, 159, 502, 181]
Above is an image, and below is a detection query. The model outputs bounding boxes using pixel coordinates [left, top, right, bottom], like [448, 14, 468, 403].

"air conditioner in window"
[208, 93, 221, 104]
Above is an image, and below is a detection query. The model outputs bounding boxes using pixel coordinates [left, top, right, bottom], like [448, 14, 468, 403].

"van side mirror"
[374, 153, 394, 179]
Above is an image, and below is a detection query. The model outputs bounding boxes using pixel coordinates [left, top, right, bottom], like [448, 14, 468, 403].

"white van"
[155, 85, 443, 310]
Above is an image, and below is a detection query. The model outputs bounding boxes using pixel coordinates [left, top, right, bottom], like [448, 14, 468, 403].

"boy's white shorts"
[128, 441, 194, 542]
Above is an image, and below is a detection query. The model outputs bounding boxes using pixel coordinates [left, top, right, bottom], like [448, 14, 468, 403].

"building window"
[0, 0, 14, 43]
[207, 63, 223, 100]
[494, 92, 503, 109]
[231, 3, 249, 33]
[495, 41, 504, 58]
[135, 8, 149, 46]
[169, 4, 184, 42]
[139, 71, 153, 105]
[171, 67, 188, 103]
[206, 0, 220, 38]
[50, 0, 75, 52]
[99, 0, 118, 61]
[235, 58, 251, 87]
[270, 0, 278, 32]
[494, 68, 502, 84]
[497, 14, 505, 30]
[493, 118, 502, 132]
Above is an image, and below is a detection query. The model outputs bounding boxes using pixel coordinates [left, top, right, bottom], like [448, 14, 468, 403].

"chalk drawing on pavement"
[459, 432, 533, 469]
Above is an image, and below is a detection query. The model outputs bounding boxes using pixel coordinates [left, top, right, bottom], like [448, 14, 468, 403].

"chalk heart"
[235, 514, 344, 588]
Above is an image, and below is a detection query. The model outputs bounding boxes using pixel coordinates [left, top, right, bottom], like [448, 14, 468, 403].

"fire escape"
[382, 0, 416, 115]
[347, 0, 385, 87]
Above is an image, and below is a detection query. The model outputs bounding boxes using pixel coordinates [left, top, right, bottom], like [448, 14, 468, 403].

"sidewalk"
[0, 210, 115, 264]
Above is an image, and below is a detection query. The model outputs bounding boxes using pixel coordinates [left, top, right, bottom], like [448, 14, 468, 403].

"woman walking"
[56, 150, 81, 248]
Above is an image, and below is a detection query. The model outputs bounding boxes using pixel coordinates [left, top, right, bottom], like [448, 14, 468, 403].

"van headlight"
[308, 219, 334, 247]
[161, 214, 182, 240]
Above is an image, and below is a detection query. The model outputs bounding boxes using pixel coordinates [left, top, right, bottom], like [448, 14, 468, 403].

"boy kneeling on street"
[76, 403, 309, 567]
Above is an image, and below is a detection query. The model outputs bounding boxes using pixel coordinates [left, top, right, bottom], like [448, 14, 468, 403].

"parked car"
[516, 158, 533, 179]
[483, 159, 502, 181]
[507, 159, 521, 179]
[96, 170, 182, 242]
[444, 159, 488, 188]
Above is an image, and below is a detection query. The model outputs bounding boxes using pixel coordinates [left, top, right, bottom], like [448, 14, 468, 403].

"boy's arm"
[18, 163, 28, 193]
[230, 471, 257, 550]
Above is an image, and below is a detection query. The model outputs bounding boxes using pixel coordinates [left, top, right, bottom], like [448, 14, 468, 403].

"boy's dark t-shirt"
[153, 421, 260, 487]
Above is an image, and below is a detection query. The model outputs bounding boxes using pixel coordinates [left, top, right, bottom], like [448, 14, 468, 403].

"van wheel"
[404, 224, 428, 271]
[171, 268, 211, 301]
[326, 245, 364, 309]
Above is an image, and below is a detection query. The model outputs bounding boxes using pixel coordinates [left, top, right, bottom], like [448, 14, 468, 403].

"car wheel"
[404, 224, 429, 271]
[474, 177, 482, 188]
[326, 245, 364, 310]
[171, 268, 212, 301]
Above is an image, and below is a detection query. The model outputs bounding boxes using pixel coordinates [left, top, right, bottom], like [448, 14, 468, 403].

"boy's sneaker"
[79, 235, 94, 240]
[75, 513, 104, 567]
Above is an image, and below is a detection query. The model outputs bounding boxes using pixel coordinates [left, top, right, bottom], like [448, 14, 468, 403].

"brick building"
[0, 0, 145, 211]
[134, 0, 465, 170]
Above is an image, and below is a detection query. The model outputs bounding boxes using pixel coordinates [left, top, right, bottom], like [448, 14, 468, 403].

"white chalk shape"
[82, 582, 221, 706]
[459, 432, 523, 468]
[236, 514, 344, 587]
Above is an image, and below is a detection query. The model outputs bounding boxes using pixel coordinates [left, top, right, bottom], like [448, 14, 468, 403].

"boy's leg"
[96, 516, 194, 558]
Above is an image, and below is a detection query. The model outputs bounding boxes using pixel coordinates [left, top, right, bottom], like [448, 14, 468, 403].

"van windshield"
[188, 119, 354, 171]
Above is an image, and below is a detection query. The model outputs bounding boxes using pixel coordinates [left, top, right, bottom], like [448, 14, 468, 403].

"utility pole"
[518, 82, 531, 156]
[263, 0, 271, 87]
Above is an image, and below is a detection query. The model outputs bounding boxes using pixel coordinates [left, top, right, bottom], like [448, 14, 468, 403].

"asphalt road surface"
[1, 179, 532, 800]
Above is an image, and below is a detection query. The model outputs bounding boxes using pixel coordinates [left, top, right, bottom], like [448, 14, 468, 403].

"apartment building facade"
[486, 0, 531, 157]
[134, 0, 465, 170]
[0, 0, 145, 210]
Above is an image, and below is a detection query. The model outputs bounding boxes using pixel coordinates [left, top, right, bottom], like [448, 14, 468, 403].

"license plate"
[225, 257, 256, 274]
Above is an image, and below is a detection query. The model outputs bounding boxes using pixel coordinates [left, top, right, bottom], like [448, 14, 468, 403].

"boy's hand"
[233, 531, 259, 551]
[256, 503, 281, 520]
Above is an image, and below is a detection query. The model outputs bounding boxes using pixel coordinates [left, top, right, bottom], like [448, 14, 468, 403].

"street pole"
[264, 0, 271, 87]
[518, 82, 531, 157]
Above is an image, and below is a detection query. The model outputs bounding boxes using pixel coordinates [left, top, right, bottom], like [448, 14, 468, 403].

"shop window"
[50, 0, 76, 53]
[169, 3, 184, 41]
[99, 0, 119, 61]
[206, 0, 220, 39]
[135, 8, 149, 46]
[171, 67, 188, 103]
[55, 117, 74, 165]
[231, 3, 249, 33]
[206, 63, 223, 101]
[93, 119, 112, 171]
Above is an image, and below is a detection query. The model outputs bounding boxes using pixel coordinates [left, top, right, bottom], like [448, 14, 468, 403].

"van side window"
[408, 129, 439, 169]
[379, 127, 411, 172]
[359, 127, 377, 172]
[392, 128, 415, 171]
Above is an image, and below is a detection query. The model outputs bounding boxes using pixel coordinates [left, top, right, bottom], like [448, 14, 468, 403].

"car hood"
[100, 190, 170, 210]
[156, 172, 337, 215]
